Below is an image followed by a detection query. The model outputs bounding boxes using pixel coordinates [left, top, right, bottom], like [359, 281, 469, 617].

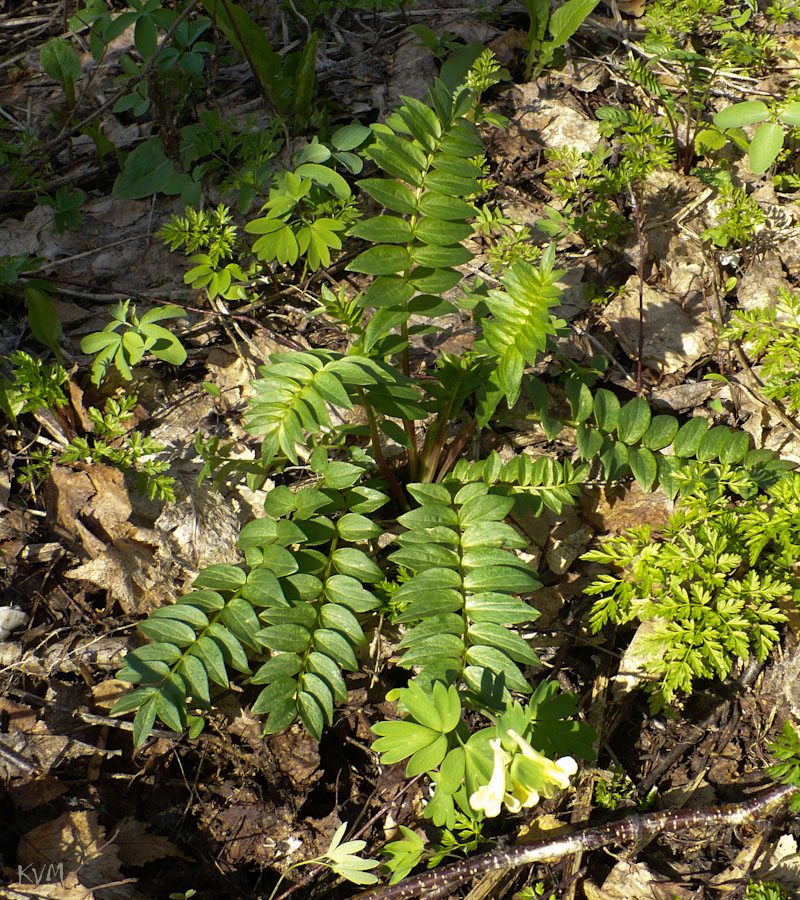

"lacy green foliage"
[584, 463, 800, 709]
[3, 351, 68, 421]
[723, 288, 800, 412]
[745, 882, 791, 900]
[80, 299, 187, 385]
[113, 452, 386, 743]
[58, 394, 175, 501]
[5, 354, 175, 501]
[701, 171, 765, 250]
[158, 203, 248, 301]
[538, 145, 630, 249]
[767, 721, 800, 812]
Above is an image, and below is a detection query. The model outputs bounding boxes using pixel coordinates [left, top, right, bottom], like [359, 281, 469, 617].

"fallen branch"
[352, 782, 795, 900]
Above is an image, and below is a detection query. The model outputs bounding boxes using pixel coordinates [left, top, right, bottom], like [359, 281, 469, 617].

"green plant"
[523, 0, 601, 81]
[80, 299, 188, 386]
[111, 65, 797, 855]
[59, 394, 175, 501]
[768, 721, 800, 812]
[39, 37, 82, 111]
[5, 353, 175, 501]
[745, 882, 791, 900]
[37, 186, 85, 234]
[700, 170, 765, 252]
[594, 765, 658, 810]
[723, 287, 800, 412]
[713, 99, 800, 174]
[159, 204, 249, 301]
[381, 811, 483, 884]
[245, 165, 359, 272]
[765, 0, 799, 23]
[537, 145, 631, 249]
[266, 820, 379, 898]
[2, 351, 68, 423]
[584, 460, 799, 709]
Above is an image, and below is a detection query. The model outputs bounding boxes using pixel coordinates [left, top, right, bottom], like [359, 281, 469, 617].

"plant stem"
[628, 184, 646, 396]
[435, 416, 477, 482]
[356, 387, 407, 509]
[350, 783, 795, 900]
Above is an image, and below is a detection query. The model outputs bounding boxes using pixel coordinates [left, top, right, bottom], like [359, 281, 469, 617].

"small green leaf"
[411, 243, 473, 268]
[25, 286, 62, 353]
[413, 217, 473, 245]
[642, 415, 679, 450]
[713, 100, 770, 129]
[696, 425, 732, 462]
[138, 617, 197, 647]
[40, 37, 81, 87]
[347, 245, 412, 275]
[576, 423, 603, 459]
[548, 0, 600, 47]
[332, 548, 384, 582]
[337, 512, 382, 541]
[749, 121, 784, 174]
[358, 178, 418, 214]
[673, 416, 708, 457]
[780, 102, 800, 127]
[628, 446, 657, 490]
[295, 162, 351, 200]
[418, 192, 476, 221]
[193, 564, 247, 591]
[616, 397, 651, 444]
[593, 389, 621, 433]
[258, 623, 312, 653]
[349, 216, 413, 244]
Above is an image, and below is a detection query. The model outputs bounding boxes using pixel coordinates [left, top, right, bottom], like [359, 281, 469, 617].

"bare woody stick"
[352, 783, 795, 900]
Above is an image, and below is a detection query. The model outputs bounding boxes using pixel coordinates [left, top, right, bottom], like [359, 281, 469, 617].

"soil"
[2, 1, 800, 899]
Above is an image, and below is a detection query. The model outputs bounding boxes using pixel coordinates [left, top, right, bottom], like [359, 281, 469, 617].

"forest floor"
[3, 1, 800, 899]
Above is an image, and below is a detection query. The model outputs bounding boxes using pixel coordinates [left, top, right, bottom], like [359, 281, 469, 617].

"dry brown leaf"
[585, 859, 695, 899]
[90, 680, 131, 710]
[5, 871, 96, 900]
[9, 775, 69, 809]
[18, 811, 123, 888]
[604, 278, 714, 374]
[112, 817, 188, 867]
[617, 0, 647, 16]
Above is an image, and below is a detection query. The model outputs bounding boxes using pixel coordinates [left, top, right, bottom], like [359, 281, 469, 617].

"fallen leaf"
[112, 817, 188, 867]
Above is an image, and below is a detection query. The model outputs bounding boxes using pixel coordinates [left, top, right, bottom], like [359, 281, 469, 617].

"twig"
[628, 183, 646, 396]
[350, 783, 795, 900]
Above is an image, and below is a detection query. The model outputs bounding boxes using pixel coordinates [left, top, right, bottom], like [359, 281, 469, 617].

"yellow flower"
[469, 738, 509, 818]
[507, 729, 578, 798]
